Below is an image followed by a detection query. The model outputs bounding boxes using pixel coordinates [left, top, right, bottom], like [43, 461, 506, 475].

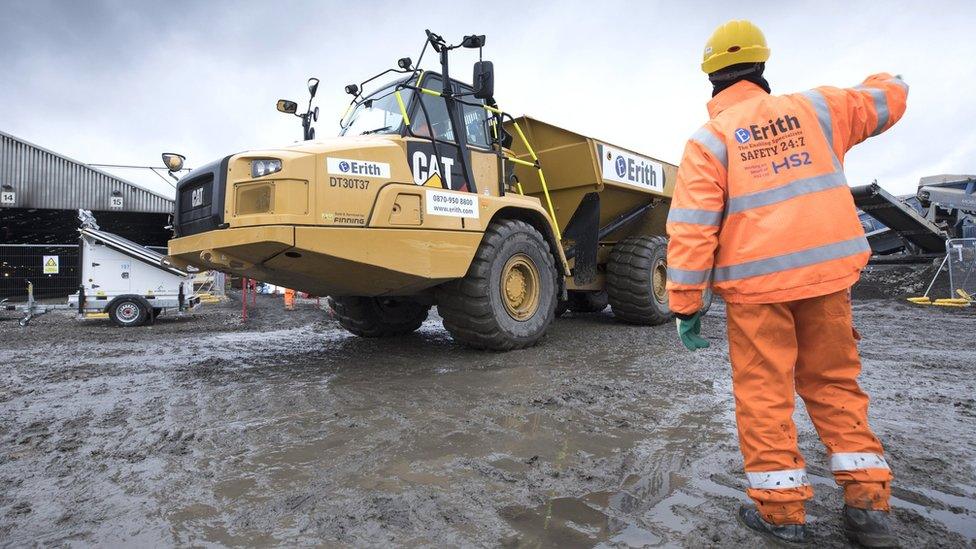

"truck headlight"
[251, 159, 282, 178]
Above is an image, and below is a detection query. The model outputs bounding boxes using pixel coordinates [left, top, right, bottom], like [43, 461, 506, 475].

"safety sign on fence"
[43, 255, 59, 274]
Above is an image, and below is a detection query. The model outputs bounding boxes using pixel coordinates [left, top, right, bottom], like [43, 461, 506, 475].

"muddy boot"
[843, 505, 898, 547]
[737, 505, 808, 545]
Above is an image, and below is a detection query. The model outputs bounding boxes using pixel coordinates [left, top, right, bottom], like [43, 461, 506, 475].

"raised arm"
[816, 73, 908, 157]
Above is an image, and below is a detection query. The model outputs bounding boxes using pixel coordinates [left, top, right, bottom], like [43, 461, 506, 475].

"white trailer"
[66, 226, 199, 327]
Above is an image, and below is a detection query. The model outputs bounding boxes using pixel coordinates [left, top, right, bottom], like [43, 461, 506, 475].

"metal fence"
[947, 238, 976, 300]
[0, 244, 79, 301]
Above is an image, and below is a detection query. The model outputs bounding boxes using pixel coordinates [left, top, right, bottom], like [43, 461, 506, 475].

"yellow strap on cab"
[394, 90, 410, 126]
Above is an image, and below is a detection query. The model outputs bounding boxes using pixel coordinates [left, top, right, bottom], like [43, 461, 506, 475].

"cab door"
[457, 92, 501, 197]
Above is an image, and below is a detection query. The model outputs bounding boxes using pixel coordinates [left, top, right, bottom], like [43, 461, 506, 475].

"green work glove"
[675, 311, 709, 351]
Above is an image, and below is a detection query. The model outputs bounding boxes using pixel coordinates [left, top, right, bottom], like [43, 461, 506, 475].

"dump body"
[506, 117, 676, 235]
[504, 117, 677, 288]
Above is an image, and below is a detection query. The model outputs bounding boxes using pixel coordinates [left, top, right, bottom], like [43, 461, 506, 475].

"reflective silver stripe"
[830, 453, 890, 471]
[667, 208, 723, 226]
[855, 85, 890, 136]
[727, 171, 847, 214]
[691, 126, 728, 170]
[801, 89, 834, 148]
[667, 266, 710, 285]
[713, 236, 870, 283]
[746, 468, 810, 490]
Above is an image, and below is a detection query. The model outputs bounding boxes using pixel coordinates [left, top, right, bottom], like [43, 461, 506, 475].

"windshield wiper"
[361, 126, 392, 135]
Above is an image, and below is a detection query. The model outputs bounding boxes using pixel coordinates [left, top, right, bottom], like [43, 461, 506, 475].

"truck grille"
[173, 155, 231, 237]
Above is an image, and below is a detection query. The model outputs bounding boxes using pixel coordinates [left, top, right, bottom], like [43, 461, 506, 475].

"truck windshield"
[341, 85, 412, 137]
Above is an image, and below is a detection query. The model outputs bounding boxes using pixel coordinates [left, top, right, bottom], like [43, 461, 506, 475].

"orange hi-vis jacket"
[666, 74, 908, 314]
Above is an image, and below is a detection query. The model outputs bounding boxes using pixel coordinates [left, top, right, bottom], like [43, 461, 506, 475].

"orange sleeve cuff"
[669, 289, 703, 315]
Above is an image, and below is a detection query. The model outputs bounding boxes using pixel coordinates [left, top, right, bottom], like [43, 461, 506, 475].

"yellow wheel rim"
[501, 253, 541, 321]
[652, 258, 668, 304]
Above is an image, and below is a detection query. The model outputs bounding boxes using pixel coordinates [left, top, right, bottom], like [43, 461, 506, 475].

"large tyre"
[566, 290, 608, 313]
[437, 219, 558, 351]
[330, 296, 430, 337]
[607, 236, 673, 325]
[109, 296, 150, 327]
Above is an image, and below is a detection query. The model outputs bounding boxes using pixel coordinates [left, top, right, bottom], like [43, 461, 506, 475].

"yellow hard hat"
[701, 20, 770, 74]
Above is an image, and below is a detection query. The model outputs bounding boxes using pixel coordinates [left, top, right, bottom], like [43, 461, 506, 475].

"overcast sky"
[1, 0, 973, 197]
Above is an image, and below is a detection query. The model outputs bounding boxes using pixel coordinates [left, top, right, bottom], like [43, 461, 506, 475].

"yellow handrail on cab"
[507, 120, 560, 240]
[394, 91, 411, 126]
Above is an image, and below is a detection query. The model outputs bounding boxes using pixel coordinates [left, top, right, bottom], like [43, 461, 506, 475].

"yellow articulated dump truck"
[168, 30, 705, 350]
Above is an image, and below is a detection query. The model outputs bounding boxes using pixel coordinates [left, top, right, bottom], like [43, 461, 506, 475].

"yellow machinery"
[168, 30, 696, 350]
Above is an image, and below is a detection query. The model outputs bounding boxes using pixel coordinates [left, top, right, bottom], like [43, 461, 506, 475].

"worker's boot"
[737, 505, 808, 545]
[843, 505, 898, 548]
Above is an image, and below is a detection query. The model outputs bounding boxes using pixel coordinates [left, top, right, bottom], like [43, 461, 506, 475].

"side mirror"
[312, 106, 319, 122]
[472, 60, 494, 100]
[307, 77, 320, 98]
[462, 35, 486, 49]
[161, 153, 185, 172]
[277, 99, 298, 114]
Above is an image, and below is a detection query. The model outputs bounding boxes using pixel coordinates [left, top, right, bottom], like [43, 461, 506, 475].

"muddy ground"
[1, 275, 974, 547]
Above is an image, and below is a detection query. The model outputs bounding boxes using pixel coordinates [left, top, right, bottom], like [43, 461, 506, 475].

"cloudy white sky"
[1, 0, 973, 197]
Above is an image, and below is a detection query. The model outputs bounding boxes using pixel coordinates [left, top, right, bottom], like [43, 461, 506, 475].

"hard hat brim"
[702, 45, 770, 74]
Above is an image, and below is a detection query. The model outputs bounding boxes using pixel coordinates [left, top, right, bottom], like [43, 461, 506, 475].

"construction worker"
[284, 288, 296, 311]
[666, 20, 907, 546]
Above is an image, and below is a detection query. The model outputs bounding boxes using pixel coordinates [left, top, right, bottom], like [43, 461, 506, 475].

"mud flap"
[563, 193, 600, 285]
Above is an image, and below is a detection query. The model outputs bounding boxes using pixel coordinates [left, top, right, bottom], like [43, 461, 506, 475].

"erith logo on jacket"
[734, 114, 801, 144]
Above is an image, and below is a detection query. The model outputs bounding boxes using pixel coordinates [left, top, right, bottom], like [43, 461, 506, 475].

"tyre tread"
[437, 219, 557, 351]
[606, 235, 673, 325]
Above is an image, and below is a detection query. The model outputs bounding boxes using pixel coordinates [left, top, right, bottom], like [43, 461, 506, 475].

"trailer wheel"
[607, 236, 674, 325]
[437, 219, 557, 350]
[109, 297, 150, 327]
[567, 290, 609, 313]
[329, 296, 430, 337]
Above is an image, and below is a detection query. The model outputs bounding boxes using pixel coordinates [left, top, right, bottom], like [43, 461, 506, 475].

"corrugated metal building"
[1, 130, 175, 299]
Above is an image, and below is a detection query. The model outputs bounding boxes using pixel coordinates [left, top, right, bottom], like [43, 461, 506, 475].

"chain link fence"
[0, 244, 80, 301]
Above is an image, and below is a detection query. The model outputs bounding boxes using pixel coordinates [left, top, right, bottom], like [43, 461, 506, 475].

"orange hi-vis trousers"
[726, 289, 892, 525]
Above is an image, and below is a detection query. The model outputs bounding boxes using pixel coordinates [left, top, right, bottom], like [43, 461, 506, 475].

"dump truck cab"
[169, 30, 689, 350]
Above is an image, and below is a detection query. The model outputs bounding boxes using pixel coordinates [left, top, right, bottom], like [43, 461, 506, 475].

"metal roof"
[0, 130, 174, 214]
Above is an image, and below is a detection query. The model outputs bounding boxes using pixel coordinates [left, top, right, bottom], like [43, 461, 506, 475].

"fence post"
[242, 277, 248, 322]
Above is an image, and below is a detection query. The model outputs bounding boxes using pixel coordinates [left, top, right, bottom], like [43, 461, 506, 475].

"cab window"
[461, 102, 490, 148]
[412, 76, 454, 141]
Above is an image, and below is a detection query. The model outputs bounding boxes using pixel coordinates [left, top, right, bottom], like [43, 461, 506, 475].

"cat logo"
[191, 187, 204, 207]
